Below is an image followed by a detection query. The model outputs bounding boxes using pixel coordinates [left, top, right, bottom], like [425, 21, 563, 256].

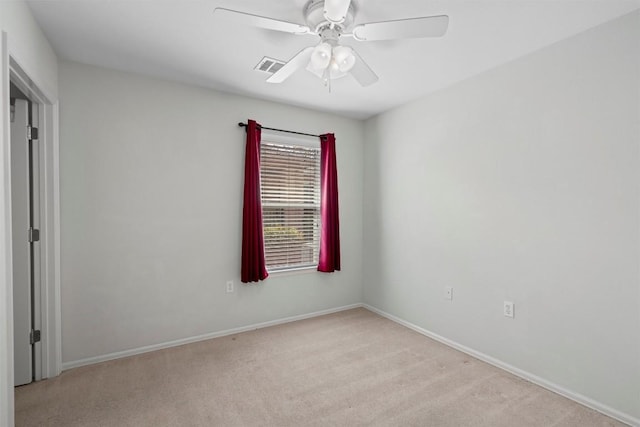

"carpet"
[14, 308, 625, 426]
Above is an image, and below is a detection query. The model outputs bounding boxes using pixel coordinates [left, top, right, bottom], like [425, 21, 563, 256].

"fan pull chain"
[322, 67, 332, 93]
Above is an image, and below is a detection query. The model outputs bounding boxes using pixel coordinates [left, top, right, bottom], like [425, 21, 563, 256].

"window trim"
[260, 131, 321, 274]
[266, 265, 317, 278]
[261, 130, 319, 148]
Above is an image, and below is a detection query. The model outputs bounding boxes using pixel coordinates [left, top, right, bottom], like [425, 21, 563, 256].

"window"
[260, 136, 320, 271]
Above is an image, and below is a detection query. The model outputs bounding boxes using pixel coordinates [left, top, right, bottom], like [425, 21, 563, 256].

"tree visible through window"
[260, 139, 320, 271]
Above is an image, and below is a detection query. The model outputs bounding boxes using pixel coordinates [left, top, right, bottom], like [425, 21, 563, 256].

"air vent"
[254, 57, 286, 74]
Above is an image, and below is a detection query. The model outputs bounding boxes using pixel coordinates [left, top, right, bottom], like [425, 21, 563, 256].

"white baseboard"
[363, 304, 639, 427]
[62, 303, 363, 371]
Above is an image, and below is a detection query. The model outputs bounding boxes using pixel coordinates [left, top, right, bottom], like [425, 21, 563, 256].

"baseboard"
[362, 304, 639, 427]
[62, 303, 363, 371]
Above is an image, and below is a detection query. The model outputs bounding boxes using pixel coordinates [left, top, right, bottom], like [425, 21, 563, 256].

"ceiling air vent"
[254, 57, 285, 74]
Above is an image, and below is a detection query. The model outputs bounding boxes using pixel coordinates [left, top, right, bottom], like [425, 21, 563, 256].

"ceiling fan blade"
[353, 15, 449, 41]
[213, 8, 311, 35]
[349, 50, 379, 87]
[324, 0, 352, 24]
[267, 47, 315, 83]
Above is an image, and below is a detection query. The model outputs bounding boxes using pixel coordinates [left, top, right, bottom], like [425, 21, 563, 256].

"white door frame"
[10, 97, 33, 387]
[1, 30, 61, 426]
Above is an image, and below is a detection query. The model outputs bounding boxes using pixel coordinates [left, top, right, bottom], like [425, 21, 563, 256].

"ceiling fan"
[213, 0, 449, 88]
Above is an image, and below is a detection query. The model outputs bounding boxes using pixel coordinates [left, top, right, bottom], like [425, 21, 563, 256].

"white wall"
[58, 61, 364, 365]
[1, 2, 58, 426]
[363, 11, 639, 422]
[0, 31, 12, 427]
[0, 2, 58, 100]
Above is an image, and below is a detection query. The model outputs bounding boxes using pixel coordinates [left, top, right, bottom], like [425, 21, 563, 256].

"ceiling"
[26, 0, 640, 119]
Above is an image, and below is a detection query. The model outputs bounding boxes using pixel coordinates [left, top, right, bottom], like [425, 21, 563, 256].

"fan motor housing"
[304, 0, 355, 34]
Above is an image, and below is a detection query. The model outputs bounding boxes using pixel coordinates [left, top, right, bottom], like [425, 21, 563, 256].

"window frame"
[259, 130, 321, 274]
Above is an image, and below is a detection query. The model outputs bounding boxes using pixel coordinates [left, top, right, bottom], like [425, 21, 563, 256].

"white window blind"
[260, 140, 320, 271]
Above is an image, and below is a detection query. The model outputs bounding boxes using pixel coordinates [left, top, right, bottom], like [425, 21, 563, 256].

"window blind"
[260, 141, 321, 270]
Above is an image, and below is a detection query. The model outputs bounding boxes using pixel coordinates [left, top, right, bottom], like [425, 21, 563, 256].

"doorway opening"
[7, 56, 61, 390]
[10, 81, 41, 386]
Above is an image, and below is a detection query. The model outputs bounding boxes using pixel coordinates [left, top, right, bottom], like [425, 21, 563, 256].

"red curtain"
[241, 120, 269, 283]
[318, 133, 341, 272]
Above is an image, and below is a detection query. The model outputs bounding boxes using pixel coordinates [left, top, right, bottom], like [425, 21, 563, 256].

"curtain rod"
[237, 122, 324, 139]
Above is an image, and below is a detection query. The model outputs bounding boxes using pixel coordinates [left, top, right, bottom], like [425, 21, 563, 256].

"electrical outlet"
[226, 280, 234, 293]
[445, 286, 453, 301]
[504, 301, 514, 318]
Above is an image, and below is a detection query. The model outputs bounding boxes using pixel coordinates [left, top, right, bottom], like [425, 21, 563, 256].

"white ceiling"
[26, 0, 640, 119]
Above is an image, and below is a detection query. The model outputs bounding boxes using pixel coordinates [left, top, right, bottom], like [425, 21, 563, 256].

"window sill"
[267, 265, 317, 278]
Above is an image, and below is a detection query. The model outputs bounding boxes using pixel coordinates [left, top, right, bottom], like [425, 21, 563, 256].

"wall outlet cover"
[504, 301, 514, 318]
[445, 286, 453, 301]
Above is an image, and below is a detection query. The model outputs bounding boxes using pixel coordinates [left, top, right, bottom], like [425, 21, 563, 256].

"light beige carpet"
[15, 308, 625, 426]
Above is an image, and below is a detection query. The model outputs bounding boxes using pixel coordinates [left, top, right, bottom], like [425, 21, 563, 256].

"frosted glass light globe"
[310, 42, 332, 70]
[332, 45, 356, 72]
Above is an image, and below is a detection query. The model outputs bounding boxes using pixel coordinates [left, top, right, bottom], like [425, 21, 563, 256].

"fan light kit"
[307, 29, 357, 87]
[214, 0, 449, 89]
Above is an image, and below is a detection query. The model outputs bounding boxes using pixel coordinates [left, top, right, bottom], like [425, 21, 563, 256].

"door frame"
[1, 30, 61, 425]
[10, 96, 35, 386]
